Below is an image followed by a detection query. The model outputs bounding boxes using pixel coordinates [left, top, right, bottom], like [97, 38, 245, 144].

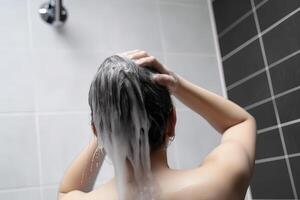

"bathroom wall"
[212, 0, 300, 199]
[0, 0, 223, 199]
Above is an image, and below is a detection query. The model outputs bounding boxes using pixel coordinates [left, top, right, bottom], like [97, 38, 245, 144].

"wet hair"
[88, 55, 173, 199]
[88, 55, 173, 152]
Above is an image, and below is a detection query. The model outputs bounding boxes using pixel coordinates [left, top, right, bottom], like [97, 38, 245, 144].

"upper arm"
[219, 116, 257, 165]
[59, 191, 88, 200]
[201, 117, 257, 192]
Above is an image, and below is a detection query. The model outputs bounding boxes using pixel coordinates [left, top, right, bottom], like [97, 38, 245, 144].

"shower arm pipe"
[55, 0, 62, 21]
[49, 0, 63, 22]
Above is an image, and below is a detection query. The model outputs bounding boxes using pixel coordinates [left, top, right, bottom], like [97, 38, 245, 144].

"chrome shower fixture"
[39, 0, 68, 27]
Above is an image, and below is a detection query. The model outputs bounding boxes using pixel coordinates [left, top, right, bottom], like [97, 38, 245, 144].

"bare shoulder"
[169, 161, 249, 200]
[188, 144, 254, 199]
[171, 128, 256, 200]
[59, 179, 117, 200]
[183, 117, 256, 199]
[90, 179, 118, 199]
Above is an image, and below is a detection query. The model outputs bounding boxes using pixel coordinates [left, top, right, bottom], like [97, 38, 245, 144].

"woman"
[58, 49, 256, 200]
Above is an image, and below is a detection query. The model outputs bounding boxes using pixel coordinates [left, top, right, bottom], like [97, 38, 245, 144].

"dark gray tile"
[254, 0, 265, 5]
[227, 71, 271, 107]
[219, 13, 257, 56]
[247, 101, 277, 130]
[263, 11, 300, 64]
[289, 156, 300, 197]
[282, 122, 300, 154]
[256, 0, 300, 31]
[256, 128, 284, 160]
[276, 89, 300, 123]
[270, 53, 300, 95]
[250, 159, 294, 199]
[212, 0, 252, 33]
[223, 39, 265, 86]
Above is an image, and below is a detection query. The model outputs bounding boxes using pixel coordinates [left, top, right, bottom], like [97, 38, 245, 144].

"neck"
[116, 147, 169, 182]
[150, 147, 169, 172]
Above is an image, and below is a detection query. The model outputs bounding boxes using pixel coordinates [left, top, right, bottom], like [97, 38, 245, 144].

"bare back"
[80, 161, 249, 200]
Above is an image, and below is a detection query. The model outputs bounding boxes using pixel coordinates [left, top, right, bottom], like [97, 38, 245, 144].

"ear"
[166, 107, 176, 138]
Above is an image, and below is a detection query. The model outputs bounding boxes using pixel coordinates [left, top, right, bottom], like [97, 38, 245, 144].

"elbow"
[220, 114, 257, 134]
[242, 112, 257, 129]
[245, 111, 256, 123]
[247, 115, 257, 127]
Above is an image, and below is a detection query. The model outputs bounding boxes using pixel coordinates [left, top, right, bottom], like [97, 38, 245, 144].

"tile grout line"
[281, 118, 300, 128]
[207, 0, 228, 98]
[26, 0, 44, 199]
[255, 117, 300, 135]
[268, 49, 300, 69]
[255, 153, 300, 164]
[244, 97, 272, 111]
[255, 155, 286, 164]
[218, 0, 269, 38]
[221, 5, 300, 63]
[243, 84, 300, 111]
[250, 0, 298, 198]
[0, 184, 59, 194]
[275, 85, 300, 99]
[288, 152, 300, 159]
[227, 68, 266, 90]
[227, 49, 300, 91]
[222, 35, 258, 62]
[260, 7, 300, 37]
[218, 9, 253, 38]
[257, 125, 278, 134]
[0, 106, 212, 116]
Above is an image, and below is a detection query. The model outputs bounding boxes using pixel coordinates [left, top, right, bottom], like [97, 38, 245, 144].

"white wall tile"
[164, 53, 223, 109]
[159, 2, 215, 54]
[109, 0, 163, 53]
[39, 113, 91, 185]
[0, 115, 39, 189]
[30, 0, 115, 51]
[0, 49, 35, 112]
[42, 185, 59, 200]
[33, 50, 110, 112]
[33, 50, 164, 112]
[166, 54, 222, 92]
[0, 189, 40, 200]
[30, 0, 162, 53]
[0, 0, 29, 48]
[167, 139, 180, 169]
[174, 110, 221, 169]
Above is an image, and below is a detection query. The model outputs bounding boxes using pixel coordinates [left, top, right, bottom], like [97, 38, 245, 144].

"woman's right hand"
[117, 49, 179, 94]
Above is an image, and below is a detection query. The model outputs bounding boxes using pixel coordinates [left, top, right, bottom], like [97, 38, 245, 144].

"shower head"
[39, 0, 67, 27]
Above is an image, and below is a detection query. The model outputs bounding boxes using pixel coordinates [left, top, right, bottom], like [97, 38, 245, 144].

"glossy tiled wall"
[212, 0, 300, 199]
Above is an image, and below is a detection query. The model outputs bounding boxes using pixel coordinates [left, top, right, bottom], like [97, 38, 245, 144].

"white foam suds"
[89, 56, 158, 199]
